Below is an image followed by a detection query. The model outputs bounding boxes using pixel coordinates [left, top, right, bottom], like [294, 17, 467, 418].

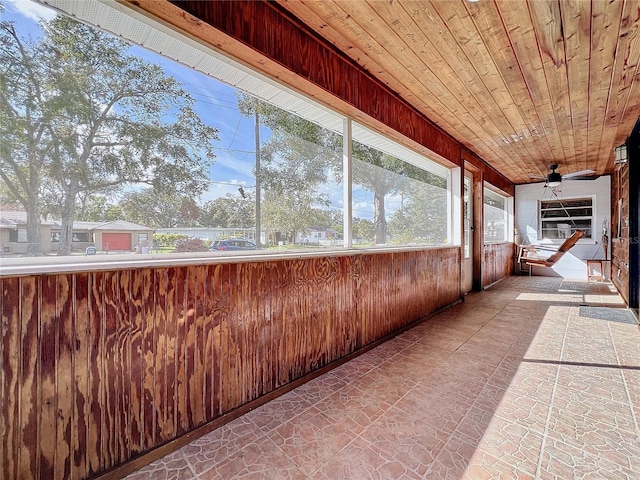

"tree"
[352, 146, 449, 245]
[236, 94, 341, 242]
[352, 217, 375, 243]
[199, 192, 255, 228]
[75, 194, 123, 222]
[388, 176, 448, 244]
[0, 13, 219, 255]
[119, 188, 200, 228]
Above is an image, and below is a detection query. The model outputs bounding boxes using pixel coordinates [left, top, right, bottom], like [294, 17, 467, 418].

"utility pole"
[255, 111, 261, 248]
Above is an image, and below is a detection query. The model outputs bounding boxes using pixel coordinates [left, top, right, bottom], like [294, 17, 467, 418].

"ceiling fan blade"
[564, 175, 599, 180]
[529, 175, 547, 179]
[562, 169, 596, 179]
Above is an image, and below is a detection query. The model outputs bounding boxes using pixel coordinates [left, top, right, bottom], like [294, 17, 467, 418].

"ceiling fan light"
[547, 171, 562, 186]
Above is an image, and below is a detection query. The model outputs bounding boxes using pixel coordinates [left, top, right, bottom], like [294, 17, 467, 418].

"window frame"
[538, 196, 594, 240]
[483, 187, 510, 244]
[0, 0, 460, 276]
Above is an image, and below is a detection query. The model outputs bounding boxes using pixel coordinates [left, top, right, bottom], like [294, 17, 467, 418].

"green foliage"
[387, 179, 448, 244]
[75, 194, 123, 222]
[352, 217, 375, 243]
[0, 13, 219, 254]
[119, 188, 200, 228]
[199, 191, 255, 228]
[174, 236, 208, 253]
[236, 93, 342, 242]
[153, 233, 188, 247]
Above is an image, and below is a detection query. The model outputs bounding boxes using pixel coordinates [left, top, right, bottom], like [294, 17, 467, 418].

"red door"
[102, 233, 131, 251]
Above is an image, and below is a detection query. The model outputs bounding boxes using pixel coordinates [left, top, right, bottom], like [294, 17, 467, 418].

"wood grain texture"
[482, 243, 515, 288]
[270, 0, 640, 183]
[612, 163, 629, 304]
[0, 248, 464, 480]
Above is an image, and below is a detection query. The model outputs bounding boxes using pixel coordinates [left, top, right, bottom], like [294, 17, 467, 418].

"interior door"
[464, 173, 473, 293]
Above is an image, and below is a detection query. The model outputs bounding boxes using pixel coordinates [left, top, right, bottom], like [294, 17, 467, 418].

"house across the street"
[0, 208, 154, 255]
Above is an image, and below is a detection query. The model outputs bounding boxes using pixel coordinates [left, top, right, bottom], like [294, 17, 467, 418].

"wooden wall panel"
[1, 248, 462, 480]
[611, 163, 629, 304]
[482, 243, 515, 288]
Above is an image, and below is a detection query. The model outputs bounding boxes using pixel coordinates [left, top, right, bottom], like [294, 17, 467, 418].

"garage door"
[102, 233, 131, 251]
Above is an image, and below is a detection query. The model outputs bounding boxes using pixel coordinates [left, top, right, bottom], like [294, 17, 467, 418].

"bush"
[174, 237, 209, 253]
[153, 233, 188, 247]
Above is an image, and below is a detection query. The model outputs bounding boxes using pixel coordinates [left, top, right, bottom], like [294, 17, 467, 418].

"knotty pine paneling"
[482, 243, 515, 289]
[0, 248, 461, 480]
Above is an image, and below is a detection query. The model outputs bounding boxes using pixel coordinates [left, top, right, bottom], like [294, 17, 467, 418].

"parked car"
[210, 239, 256, 251]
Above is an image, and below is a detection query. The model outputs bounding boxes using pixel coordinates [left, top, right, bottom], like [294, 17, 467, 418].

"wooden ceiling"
[274, 0, 640, 184]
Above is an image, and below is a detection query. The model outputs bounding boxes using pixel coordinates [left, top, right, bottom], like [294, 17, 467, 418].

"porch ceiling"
[275, 0, 640, 184]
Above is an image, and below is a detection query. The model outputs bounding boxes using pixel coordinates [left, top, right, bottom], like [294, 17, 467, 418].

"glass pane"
[0, 4, 345, 268]
[484, 190, 508, 242]
[540, 198, 593, 239]
[464, 177, 471, 259]
[351, 141, 448, 247]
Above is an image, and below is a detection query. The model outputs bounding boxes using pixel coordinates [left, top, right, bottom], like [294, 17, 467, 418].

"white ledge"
[0, 244, 459, 278]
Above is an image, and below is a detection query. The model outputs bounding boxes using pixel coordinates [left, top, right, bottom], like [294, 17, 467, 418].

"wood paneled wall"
[0, 248, 460, 480]
[482, 243, 514, 288]
[611, 162, 630, 305]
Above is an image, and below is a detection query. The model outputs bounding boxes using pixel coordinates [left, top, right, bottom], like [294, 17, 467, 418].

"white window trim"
[483, 186, 510, 244]
[538, 195, 595, 242]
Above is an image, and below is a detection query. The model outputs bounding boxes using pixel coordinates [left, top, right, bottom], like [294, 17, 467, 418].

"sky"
[2, 0, 385, 219]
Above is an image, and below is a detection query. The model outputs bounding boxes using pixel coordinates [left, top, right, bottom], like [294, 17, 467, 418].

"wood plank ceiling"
[275, 0, 640, 185]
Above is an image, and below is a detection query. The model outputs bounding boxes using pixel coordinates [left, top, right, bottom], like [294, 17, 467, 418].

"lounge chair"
[517, 230, 585, 275]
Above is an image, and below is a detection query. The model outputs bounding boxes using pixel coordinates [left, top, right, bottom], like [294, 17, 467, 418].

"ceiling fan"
[530, 164, 596, 187]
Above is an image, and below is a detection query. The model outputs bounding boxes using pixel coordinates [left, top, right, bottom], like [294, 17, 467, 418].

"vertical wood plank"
[262, 262, 272, 393]
[202, 264, 214, 420]
[210, 264, 223, 417]
[216, 263, 230, 413]
[192, 265, 206, 426]
[164, 267, 177, 440]
[102, 270, 120, 469]
[72, 273, 90, 480]
[1, 277, 21, 480]
[141, 268, 156, 450]
[117, 270, 132, 463]
[19, 276, 40, 480]
[174, 266, 188, 436]
[39, 275, 57, 480]
[154, 268, 171, 442]
[87, 271, 103, 476]
[129, 269, 145, 456]
[184, 265, 197, 429]
[56, 274, 73, 480]
[226, 263, 240, 412]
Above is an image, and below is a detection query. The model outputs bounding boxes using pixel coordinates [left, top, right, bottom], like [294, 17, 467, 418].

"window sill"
[0, 244, 457, 278]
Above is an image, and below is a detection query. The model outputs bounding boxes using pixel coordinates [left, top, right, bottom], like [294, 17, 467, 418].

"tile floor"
[126, 276, 640, 479]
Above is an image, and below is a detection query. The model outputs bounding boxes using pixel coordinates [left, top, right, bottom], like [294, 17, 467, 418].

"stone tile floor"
[126, 276, 640, 479]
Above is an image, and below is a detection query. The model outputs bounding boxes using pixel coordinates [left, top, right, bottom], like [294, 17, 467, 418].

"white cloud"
[7, 0, 57, 21]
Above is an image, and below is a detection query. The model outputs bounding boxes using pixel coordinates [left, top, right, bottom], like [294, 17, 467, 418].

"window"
[351, 123, 449, 247]
[9, 228, 28, 243]
[484, 189, 508, 243]
[0, 0, 455, 272]
[539, 197, 593, 239]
